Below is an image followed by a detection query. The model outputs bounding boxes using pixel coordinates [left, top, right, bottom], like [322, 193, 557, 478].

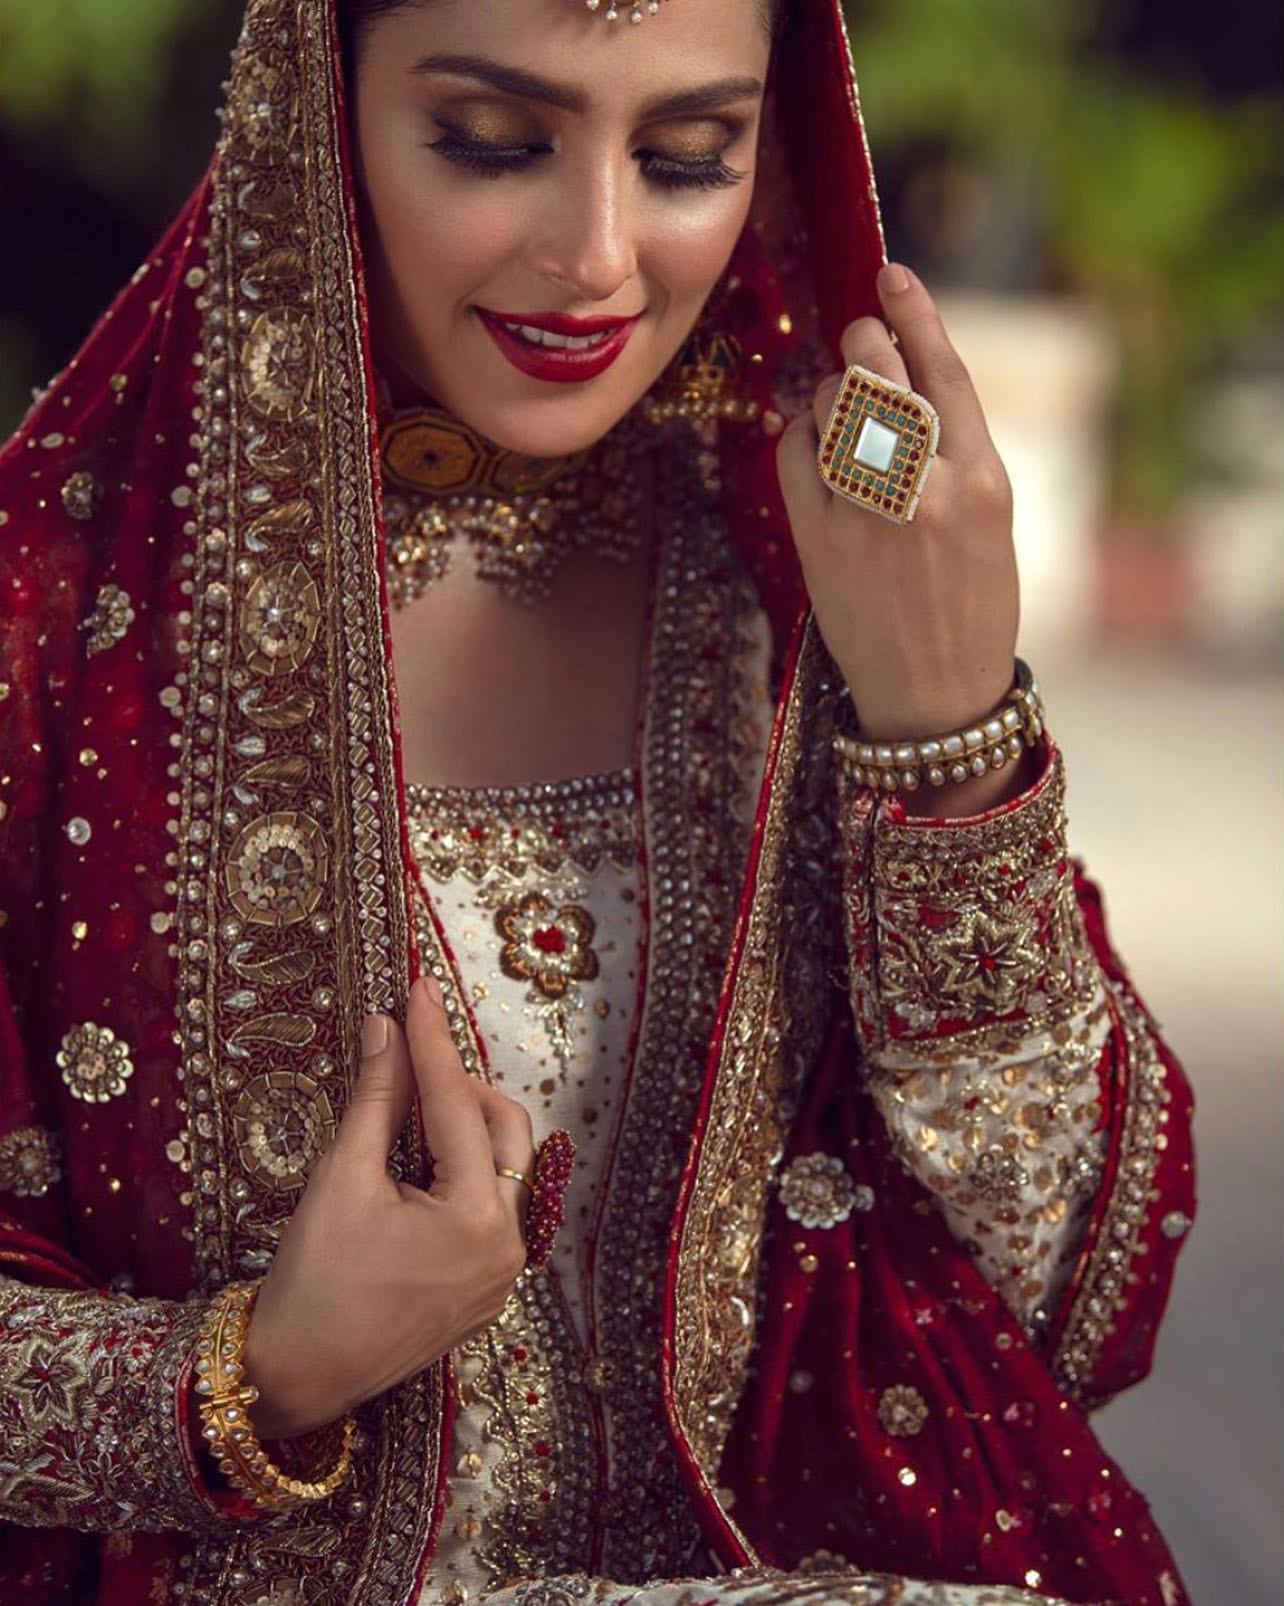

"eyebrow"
[409, 52, 763, 120]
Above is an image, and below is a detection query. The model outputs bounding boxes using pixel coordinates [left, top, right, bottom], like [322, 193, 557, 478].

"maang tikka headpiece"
[578, 0, 667, 23]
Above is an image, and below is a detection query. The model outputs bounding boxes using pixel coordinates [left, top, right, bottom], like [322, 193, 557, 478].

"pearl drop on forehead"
[581, 0, 666, 23]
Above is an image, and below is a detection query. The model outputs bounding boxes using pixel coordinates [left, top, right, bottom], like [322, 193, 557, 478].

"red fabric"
[0, 0, 1194, 1600]
[715, 882, 1195, 1603]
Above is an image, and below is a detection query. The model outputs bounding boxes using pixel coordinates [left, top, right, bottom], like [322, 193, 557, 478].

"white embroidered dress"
[404, 595, 1095, 1606]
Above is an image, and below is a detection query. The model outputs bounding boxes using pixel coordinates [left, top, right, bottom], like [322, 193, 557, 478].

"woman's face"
[351, 0, 771, 458]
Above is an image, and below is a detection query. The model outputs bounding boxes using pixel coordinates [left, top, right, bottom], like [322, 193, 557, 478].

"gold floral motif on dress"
[241, 561, 321, 676]
[82, 583, 135, 657]
[0, 1125, 62, 1197]
[233, 1071, 334, 1191]
[56, 1022, 134, 1103]
[226, 811, 328, 927]
[242, 308, 316, 422]
[493, 889, 601, 1070]
[778, 1153, 872, 1229]
[877, 1383, 929, 1437]
[496, 893, 599, 1000]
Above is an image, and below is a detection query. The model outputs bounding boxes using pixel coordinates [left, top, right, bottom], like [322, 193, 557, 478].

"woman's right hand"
[241, 974, 534, 1439]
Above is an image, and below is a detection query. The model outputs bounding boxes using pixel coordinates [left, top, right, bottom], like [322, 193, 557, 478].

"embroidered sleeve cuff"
[0, 1280, 257, 1533]
[839, 739, 1096, 1052]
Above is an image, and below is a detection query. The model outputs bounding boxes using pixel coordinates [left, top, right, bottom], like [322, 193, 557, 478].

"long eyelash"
[426, 134, 745, 191]
[640, 152, 747, 191]
[427, 134, 543, 180]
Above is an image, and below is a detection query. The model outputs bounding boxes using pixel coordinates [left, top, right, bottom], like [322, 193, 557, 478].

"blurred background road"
[1051, 655, 1282, 1606]
[1, 1, 1280, 1601]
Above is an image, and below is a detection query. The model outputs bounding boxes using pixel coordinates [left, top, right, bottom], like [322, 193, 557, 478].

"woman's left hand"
[776, 262, 1023, 802]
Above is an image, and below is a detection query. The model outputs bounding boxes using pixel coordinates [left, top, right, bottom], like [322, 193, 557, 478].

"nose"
[529, 152, 639, 306]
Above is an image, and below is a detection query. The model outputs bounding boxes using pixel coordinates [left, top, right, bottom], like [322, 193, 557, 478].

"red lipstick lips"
[476, 307, 641, 383]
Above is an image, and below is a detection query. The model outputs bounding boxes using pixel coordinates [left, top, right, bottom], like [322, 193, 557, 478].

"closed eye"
[426, 132, 746, 192]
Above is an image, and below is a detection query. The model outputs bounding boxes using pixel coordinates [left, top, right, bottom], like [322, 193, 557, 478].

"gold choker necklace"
[379, 405, 651, 608]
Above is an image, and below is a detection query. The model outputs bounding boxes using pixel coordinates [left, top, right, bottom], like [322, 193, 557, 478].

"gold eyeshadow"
[434, 103, 540, 145]
[643, 117, 744, 161]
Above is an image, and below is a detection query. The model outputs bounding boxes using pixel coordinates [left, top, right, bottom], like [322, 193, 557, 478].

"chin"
[443, 392, 643, 461]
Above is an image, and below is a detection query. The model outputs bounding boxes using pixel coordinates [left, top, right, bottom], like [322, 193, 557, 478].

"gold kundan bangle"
[834, 659, 1045, 795]
[193, 1280, 356, 1512]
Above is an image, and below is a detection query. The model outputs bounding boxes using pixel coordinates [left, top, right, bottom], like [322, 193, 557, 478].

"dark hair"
[338, 0, 416, 60]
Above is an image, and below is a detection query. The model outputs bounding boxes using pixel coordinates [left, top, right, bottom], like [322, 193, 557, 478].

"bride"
[0, 1, 1195, 1603]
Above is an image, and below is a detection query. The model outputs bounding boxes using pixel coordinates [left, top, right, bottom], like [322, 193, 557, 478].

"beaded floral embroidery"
[408, 772, 636, 1075]
[0, 1125, 63, 1197]
[778, 1152, 872, 1229]
[56, 1023, 134, 1103]
[60, 469, 101, 522]
[878, 1383, 930, 1438]
[82, 584, 134, 657]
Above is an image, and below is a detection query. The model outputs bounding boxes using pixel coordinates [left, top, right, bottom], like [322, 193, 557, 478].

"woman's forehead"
[352, 0, 774, 96]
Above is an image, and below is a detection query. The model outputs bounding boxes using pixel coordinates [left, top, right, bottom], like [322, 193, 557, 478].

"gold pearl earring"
[642, 328, 761, 427]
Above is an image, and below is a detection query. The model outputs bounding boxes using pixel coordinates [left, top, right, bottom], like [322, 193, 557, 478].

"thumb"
[331, 1013, 415, 1168]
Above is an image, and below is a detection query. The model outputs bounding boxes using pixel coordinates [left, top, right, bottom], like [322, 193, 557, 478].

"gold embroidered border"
[407, 772, 638, 884]
[669, 623, 840, 1518]
[173, 2, 440, 1600]
[1051, 987, 1172, 1397]
[594, 448, 766, 1579]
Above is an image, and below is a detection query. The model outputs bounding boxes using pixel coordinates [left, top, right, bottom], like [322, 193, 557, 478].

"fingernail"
[879, 262, 912, 294]
[415, 973, 442, 1008]
[361, 1013, 388, 1057]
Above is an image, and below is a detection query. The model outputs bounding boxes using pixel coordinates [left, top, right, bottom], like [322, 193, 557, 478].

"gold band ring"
[495, 1166, 535, 1192]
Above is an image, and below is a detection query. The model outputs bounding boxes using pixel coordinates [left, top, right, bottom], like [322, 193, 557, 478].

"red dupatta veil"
[0, 2, 1194, 1603]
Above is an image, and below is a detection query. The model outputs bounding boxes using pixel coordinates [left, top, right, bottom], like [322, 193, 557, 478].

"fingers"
[404, 975, 496, 1204]
[875, 263, 989, 449]
[811, 318, 908, 439]
[776, 407, 833, 562]
[331, 1011, 415, 1170]
[476, 1081, 536, 1238]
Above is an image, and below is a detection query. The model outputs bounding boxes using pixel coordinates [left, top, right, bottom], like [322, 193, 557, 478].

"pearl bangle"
[834, 660, 1045, 794]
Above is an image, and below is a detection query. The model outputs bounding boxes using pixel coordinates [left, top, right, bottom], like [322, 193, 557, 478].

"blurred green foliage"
[0, 0, 1280, 518]
[854, 0, 1284, 518]
[0, 0, 219, 180]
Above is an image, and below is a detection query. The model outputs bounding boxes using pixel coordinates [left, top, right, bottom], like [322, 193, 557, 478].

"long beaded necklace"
[379, 403, 652, 608]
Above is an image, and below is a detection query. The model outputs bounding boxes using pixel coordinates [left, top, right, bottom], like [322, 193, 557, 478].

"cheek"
[648, 190, 756, 309]
[359, 123, 522, 319]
